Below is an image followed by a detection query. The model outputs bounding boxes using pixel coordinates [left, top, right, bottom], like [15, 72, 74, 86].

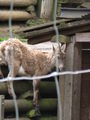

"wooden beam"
[16, 20, 63, 33]
[76, 32, 90, 42]
[0, 95, 4, 120]
[63, 36, 81, 120]
[40, 0, 54, 20]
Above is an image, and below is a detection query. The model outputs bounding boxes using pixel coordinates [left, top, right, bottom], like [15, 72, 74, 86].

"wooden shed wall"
[80, 43, 90, 120]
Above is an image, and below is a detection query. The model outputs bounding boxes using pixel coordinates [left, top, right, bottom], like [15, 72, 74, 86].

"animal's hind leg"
[33, 79, 40, 110]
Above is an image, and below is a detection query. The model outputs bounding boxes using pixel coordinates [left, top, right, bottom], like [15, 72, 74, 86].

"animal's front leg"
[7, 72, 14, 96]
[33, 79, 40, 110]
[7, 60, 20, 97]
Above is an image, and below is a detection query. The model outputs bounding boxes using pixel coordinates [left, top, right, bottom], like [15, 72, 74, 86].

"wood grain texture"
[0, 0, 37, 7]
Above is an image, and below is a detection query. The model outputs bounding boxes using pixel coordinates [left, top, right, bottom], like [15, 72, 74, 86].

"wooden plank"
[40, 0, 54, 19]
[0, 95, 4, 120]
[80, 43, 90, 120]
[72, 42, 82, 120]
[17, 20, 90, 44]
[76, 32, 90, 42]
[64, 40, 75, 120]
[64, 36, 81, 120]
[15, 19, 65, 33]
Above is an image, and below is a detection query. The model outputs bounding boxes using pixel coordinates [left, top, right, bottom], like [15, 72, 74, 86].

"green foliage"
[26, 18, 48, 26]
[16, 35, 27, 43]
[51, 35, 69, 43]
[0, 37, 8, 42]
[0, 36, 27, 43]
[28, 109, 41, 118]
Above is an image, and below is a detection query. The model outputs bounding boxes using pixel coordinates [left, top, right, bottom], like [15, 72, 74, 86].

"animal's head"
[0, 46, 6, 78]
[0, 45, 7, 66]
[0, 48, 4, 65]
[52, 43, 66, 71]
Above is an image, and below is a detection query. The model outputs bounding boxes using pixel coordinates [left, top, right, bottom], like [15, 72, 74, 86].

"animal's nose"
[59, 64, 64, 71]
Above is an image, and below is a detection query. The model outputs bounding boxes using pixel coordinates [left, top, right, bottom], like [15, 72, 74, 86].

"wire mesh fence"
[0, 0, 90, 120]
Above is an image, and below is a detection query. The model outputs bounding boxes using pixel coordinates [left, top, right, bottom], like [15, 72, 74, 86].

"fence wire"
[9, 0, 19, 120]
[0, 0, 89, 120]
[53, 0, 62, 120]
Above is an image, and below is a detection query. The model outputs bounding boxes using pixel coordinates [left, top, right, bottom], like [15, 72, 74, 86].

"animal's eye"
[58, 56, 60, 59]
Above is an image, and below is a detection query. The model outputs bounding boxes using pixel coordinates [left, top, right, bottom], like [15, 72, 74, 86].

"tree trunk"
[0, 0, 37, 7]
[0, 10, 36, 21]
[4, 99, 57, 113]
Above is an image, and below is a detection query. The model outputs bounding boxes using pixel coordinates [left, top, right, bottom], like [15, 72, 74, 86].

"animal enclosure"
[63, 32, 90, 120]
[81, 42, 90, 120]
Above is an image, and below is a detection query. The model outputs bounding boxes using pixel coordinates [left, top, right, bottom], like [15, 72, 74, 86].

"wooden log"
[0, 81, 56, 97]
[5, 116, 57, 120]
[0, 82, 31, 95]
[0, 10, 36, 21]
[37, 117, 57, 120]
[0, 0, 37, 7]
[4, 99, 57, 113]
[5, 118, 30, 120]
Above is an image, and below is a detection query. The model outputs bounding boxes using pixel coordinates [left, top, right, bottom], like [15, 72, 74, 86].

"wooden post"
[63, 36, 82, 120]
[37, 0, 42, 17]
[40, 0, 54, 20]
[0, 95, 4, 120]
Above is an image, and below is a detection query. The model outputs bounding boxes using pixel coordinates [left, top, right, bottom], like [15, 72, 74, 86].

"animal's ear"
[58, 43, 61, 51]
[61, 44, 66, 54]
